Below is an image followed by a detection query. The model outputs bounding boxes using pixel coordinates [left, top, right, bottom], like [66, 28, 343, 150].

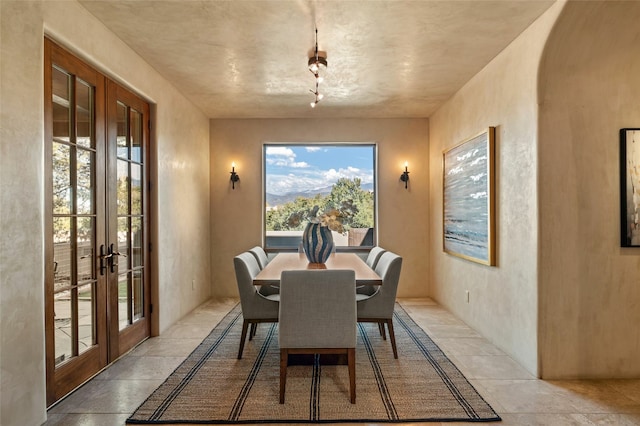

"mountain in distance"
[266, 182, 374, 207]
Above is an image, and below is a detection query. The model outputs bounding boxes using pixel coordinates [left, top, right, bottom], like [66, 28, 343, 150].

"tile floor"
[45, 298, 640, 425]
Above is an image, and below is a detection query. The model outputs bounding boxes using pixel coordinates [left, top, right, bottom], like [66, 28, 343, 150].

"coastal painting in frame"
[620, 128, 640, 246]
[443, 127, 496, 265]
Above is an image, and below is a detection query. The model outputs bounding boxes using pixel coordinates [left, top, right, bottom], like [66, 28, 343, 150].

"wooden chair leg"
[238, 319, 249, 359]
[386, 319, 398, 359]
[348, 347, 356, 404]
[279, 349, 288, 404]
[378, 322, 387, 340]
[249, 322, 257, 340]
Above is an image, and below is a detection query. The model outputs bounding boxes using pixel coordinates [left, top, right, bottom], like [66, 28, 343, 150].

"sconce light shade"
[230, 162, 240, 190]
[400, 162, 410, 189]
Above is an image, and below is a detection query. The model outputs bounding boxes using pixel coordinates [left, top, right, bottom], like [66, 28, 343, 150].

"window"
[264, 144, 376, 250]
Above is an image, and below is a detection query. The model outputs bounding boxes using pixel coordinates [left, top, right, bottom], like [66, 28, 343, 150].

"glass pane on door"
[130, 108, 142, 162]
[53, 217, 72, 366]
[52, 67, 70, 143]
[117, 102, 128, 157]
[132, 270, 143, 321]
[52, 143, 72, 214]
[118, 273, 129, 331]
[76, 149, 94, 215]
[77, 282, 96, 356]
[117, 159, 129, 215]
[131, 163, 142, 215]
[76, 79, 93, 148]
[77, 217, 94, 281]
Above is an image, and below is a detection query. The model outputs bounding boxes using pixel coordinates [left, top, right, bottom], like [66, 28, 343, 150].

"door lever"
[99, 244, 111, 275]
[109, 243, 127, 273]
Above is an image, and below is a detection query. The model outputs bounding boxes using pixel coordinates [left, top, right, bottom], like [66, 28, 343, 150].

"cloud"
[290, 162, 309, 168]
[266, 146, 295, 157]
[265, 146, 309, 168]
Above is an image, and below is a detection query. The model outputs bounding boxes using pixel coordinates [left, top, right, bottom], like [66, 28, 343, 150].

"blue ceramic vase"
[302, 223, 334, 264]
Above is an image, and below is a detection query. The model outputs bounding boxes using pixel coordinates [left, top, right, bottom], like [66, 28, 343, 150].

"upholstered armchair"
[233, 252, 279, 359]
[365, 246, 386, 269]
[356, 251, 402, 358]
[278, 269, 357, 404]
[248, 246, 269, 269]
[248, 246, 279, 296]
[357, 246, 387, 296]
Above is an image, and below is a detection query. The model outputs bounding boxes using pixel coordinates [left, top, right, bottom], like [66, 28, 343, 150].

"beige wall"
[538, 1, 640, 378]
[0, 1, 211, 424]
[1, 3, 47, 425]
[428, 2, 564, 376]
[209, 119, 429, 299]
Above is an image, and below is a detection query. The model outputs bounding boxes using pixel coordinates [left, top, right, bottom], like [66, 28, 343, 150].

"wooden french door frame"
[45, 39, 108, 405]
[106, 80, 151, 360]
[44, 38, 152, 406]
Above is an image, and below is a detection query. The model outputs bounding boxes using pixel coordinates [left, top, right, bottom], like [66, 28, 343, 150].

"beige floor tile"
[128, 336, 203, 357]
[48, 378, 163, 415]
[498, 413, 640, 425]
[44, 413, 130, 426]
[449, 354, 536, 380]
[604, 379, 640, 404]
[94, 355, 184, 380]
[548, 380, 640, 414]
[434, 337, 507, 356]
[158, 321, 221, 339]
[477, 379, 591, 414]
[419, 323, 483, 339]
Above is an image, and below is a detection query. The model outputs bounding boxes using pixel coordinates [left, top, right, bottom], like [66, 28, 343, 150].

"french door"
[44, 39, 151, 406]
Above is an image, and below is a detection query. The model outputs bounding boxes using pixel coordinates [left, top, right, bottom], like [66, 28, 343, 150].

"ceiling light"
[308, 27, 327, 108]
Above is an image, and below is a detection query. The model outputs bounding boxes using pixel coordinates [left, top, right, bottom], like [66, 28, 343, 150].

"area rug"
[127, 304, 501, 424]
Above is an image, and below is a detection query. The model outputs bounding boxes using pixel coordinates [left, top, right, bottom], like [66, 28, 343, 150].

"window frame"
[262, 142, 378, 252]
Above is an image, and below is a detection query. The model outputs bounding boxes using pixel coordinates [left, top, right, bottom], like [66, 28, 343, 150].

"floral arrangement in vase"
[287, 203, 354, 263]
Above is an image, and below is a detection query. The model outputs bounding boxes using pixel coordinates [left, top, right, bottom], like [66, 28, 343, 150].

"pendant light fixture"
[308, 27, 327, 108]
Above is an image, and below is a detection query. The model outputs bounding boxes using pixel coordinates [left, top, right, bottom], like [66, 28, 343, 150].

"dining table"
[253, 252, 382, 287]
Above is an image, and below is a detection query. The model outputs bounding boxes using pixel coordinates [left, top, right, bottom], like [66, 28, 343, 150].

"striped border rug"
[127, 304, 501, 424]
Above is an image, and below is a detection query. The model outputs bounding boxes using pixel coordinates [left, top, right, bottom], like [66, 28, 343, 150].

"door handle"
[109, 243, 127, 273]
[99, 244, 111, 275]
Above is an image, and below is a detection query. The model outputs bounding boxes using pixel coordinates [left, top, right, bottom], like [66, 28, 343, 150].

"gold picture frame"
[442, 127, 496, 266]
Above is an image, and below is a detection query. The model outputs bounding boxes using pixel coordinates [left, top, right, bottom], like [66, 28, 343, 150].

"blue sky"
[265, 145, 375, 195]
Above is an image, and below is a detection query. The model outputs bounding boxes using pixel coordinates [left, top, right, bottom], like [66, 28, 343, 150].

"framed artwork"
[443, 127, 496, 265]
[620, 128, 640, 247]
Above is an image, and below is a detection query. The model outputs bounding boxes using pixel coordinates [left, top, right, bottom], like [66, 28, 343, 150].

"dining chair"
[278, 269, 357, 404]
[357, 246, 387, 296]
[248, 246, 279, 296]
[356, 251, 403, 358]
[233, 252, 280, 359]
[248, 246, 269, 269]
[365, 246, 386, 269]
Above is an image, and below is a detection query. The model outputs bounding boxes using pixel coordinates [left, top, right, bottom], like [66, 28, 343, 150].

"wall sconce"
[230, 162, 240, 189]
[400, 162, 410, 189]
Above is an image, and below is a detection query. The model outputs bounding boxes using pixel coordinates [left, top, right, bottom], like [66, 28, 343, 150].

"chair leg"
[279, 349, 288, 404]
[378, 322, 386, 340]
[249, 322, 257, 340]
[386, 319, 398, 359]
[348, 347, 356, 404]
[238, 319, 249, 359]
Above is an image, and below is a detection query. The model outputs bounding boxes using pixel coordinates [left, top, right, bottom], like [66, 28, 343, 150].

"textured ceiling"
[78, 0, 554, 119]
